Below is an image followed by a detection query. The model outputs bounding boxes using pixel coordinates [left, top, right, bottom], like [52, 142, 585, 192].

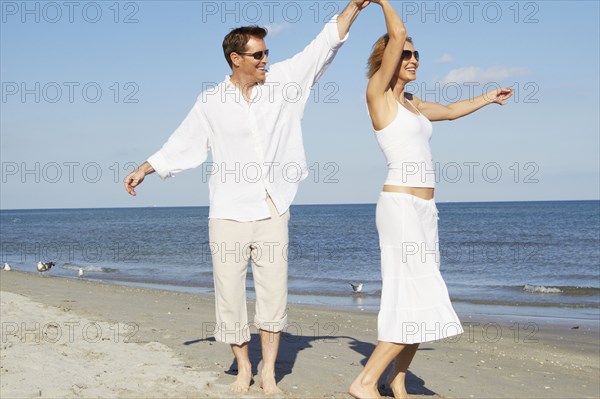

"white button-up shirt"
[147, 17, 347, 221]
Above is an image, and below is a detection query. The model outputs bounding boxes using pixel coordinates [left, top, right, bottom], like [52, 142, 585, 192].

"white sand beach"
[1, 271, 598, 398]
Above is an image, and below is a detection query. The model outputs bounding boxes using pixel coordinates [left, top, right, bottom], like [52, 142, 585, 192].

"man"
[124, 0, 370, 394]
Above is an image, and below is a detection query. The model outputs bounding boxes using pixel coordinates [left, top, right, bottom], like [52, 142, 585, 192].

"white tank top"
[374, 99, 435, 188]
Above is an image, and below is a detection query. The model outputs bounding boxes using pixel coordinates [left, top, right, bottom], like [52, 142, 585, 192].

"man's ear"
[230, 53, 241, 68]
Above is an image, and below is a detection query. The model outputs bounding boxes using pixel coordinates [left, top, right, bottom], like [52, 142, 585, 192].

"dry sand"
[1, 271, 598, 398]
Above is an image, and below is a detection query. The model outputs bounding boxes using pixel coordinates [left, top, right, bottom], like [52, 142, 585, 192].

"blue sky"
[1, 0, 599, 209]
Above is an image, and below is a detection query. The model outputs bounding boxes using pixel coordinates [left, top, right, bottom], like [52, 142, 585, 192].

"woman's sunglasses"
[238, 49, 269, 60]
[402, 50, 419, 61]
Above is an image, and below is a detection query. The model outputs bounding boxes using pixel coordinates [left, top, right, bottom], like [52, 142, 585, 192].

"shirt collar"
[224, 75, 269, 103]
[224, 75, 268, 88]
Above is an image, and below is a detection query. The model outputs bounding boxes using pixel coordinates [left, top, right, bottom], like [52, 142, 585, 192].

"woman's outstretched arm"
[413, 87, 514, 122]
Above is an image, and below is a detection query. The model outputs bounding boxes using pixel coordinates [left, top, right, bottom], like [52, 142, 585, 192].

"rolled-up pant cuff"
[213, 322, 252, 345]
[254, 314, 288, 333]
[212, 314, 288, 345]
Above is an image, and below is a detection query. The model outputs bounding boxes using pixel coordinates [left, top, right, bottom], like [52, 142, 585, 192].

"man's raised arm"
[269, 0, 370, 107]
[337, 0, 371, 39]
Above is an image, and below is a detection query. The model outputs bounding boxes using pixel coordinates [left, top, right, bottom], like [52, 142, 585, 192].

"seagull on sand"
[36, 261, 55, 273]
[350, 283, 363, 293]
[3, 262, 11, 271]
[78, 268, 84, 278]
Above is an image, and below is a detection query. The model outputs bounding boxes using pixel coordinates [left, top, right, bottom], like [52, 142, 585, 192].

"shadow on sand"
[185, 332, 436, 396]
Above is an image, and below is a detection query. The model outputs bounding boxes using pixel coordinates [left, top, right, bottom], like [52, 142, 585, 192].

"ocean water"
[1, 201, 599, 321]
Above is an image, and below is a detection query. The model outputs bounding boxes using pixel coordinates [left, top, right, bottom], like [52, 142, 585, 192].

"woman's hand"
[487, 87, 514, 105]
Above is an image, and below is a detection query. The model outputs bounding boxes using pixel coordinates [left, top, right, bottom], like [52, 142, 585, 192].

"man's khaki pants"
[208, 197, 289, 344]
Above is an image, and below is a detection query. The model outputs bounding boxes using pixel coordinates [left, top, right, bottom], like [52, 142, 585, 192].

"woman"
[349, 1, 513, 398]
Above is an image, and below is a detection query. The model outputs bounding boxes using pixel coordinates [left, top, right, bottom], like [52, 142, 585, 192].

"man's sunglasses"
[401, 50, 419, 61]
[238, 49, 269, 60]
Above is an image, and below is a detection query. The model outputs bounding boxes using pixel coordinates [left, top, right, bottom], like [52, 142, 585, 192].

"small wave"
[61, 263, 118, 273]
[523, 284, 562, 294]
[452, 298, 600, 309]
[521, 284, 600, 296]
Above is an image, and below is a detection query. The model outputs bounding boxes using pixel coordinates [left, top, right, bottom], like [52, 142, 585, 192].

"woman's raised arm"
[366, 1, 407, 128]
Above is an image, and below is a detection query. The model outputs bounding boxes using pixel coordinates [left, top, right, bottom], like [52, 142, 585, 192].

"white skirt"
[377, 192, 463, 344]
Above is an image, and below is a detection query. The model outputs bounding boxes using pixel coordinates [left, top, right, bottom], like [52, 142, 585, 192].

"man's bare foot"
[385, 368, 408, 399]
[349, 377, 381, 399]
[260, 369, 282, 395]
[229, 366, 253, 394]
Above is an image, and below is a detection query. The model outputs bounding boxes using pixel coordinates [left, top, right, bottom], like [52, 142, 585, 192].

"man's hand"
[353, 0, 372, 10]
[124, 162, 154, 196]
[124, 169, 145, 196]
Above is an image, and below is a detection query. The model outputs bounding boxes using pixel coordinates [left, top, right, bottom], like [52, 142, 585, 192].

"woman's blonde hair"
[366, 34, 413, 79]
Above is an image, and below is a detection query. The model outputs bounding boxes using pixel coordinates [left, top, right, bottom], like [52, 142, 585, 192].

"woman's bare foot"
[260, 369, 282, 395]
[385, 367, 408, 399]
[229, 365, 253, 394]
[349, 376, 382, 399]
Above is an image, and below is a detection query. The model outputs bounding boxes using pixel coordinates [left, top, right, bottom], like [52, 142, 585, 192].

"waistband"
[379, 191, 435, 204]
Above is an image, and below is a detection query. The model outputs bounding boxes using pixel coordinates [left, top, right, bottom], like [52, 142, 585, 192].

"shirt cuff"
[147, 152, 172, 180]
[325, 14, 349, 49]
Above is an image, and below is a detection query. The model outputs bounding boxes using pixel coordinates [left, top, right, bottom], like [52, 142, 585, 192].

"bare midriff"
[383, 185, 434, 200]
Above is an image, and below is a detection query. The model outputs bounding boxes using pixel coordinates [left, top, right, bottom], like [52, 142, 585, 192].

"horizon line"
[1, 198, 599, 212]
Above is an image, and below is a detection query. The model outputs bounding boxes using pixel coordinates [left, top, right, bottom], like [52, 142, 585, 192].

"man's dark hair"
[222, 26, 268, 68]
